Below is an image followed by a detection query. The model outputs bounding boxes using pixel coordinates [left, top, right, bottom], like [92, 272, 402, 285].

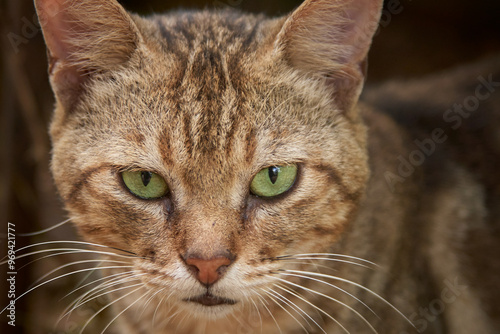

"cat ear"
[34, 0, 140, 108]
[275, 0, 383, 113]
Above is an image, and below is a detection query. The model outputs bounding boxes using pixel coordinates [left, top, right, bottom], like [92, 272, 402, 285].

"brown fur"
[34, 0, 500, 332]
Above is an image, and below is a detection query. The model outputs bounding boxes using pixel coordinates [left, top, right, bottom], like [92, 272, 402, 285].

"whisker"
[13, 240, 139, 258]
[277, 269, 415, 328]
[58, 274, 141, 325]
[269, 284, 327, 334]
[275, 253, 378, 268]
[271, 275, 378, 333]
[158, 306, 182, 330]
[175, 307, 191, 333]
[72, 259, 107, 293]
[99, 289, 150, 334]
[0, 265, 134, 315]
[278, 257, 374, 270]
[275, 270, 378, 318]
[248, 290, 264, 332]
[270, 280, 351, 334]
[79, 286, 144, 334]
[66, 277, 145, 317]
[1, 248, 139, 266]
[138, 288, 164, 319]
[62, 270, 136, 301]
[17, 250, 106, 271]
[267, 287, 314, 330]
[276, 260, 337, 273]
[57, 270, 139, 325]
[153, 290, 174, 329]
[255, 293, 283, 334]
[262, 287, 310, 334]
[30, 259, 131, 287]
[70, 271, 144, 306]
[230, 312, 246, 332]
[18, 218, 72, 237]
[58, 271, 137, 321]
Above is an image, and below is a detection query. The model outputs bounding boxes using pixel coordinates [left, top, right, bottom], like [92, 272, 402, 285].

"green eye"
[121, 171, 169, 199]
[250, 165, 298, 198]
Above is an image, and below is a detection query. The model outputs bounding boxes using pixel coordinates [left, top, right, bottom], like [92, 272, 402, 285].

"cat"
[29, 0, 500, 332]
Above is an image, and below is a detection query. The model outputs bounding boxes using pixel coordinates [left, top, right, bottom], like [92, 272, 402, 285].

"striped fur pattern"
[33, 0, 500, 333]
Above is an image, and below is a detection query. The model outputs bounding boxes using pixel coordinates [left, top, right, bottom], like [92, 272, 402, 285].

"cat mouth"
[185, 293, 237, 307]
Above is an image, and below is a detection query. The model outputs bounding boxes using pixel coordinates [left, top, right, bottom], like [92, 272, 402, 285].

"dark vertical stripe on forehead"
[182, 112, 193, 157]
[245, 127, 257, 164]
[147, 10, 268, 161]
[224, 113, 239, 158]
[159, 128, 174, 166]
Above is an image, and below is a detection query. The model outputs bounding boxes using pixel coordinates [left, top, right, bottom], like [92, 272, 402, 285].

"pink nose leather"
[185, 256, 232, 285]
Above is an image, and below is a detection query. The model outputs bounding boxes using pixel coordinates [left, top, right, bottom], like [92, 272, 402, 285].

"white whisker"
[66, 278, 145, 318]
[153, 290, 174, 329]
[271, 274, 377, 333]
[58, 271, 138, 323]
[31, 259, 131, 287]
[262, 287, 310, 334]
[18, 218, 72, 237]
[277, 260, 337, 273]
[2, 248, 138, 266]
[255, 293, 283, 334]
[175, 307, 191, 333]
[276, 253, 378, 268]
[138, 288, 164, 319]
[278, 269, 414, 328]
[269, 285, 327, 334]
[248, 290, 264, 332]
[99, 289, 150, 334]
[0, 265, 134, 315]
[13, 240, 135, 255]
[279, 257, 374, 270]
[79, 286, 144, 334]
[62, 271, 136, 301]
[270, 280, 351, 334]
[17, 250, 84, 270]
[275, 270, 378, 318]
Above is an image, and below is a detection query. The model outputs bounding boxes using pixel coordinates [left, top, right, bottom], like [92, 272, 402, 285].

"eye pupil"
[268, 166, 279, 184]
[141, 172, 152, 187]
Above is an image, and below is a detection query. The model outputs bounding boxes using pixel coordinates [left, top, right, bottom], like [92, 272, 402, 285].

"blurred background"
[0, 0, 499, 333]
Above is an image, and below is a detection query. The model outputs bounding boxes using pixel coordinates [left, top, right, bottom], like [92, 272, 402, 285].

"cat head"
[36, 0, 381, 319]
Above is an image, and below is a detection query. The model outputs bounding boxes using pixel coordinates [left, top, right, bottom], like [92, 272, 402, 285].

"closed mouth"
[185, 293, 237, 306]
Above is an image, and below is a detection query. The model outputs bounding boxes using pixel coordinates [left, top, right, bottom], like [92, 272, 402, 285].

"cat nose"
[184, 255, 233, 286]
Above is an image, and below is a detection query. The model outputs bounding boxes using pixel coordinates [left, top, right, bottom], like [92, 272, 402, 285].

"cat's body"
[32, 0, 500, 332]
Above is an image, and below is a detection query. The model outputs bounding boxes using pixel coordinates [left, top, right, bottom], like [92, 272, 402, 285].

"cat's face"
[37, 0, 380, 321]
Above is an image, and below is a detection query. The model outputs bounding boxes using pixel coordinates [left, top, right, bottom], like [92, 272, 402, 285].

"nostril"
[184, 256, 233, 286]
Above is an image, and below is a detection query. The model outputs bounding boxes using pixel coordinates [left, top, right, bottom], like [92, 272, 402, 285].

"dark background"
[0, 0, 499, 333]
